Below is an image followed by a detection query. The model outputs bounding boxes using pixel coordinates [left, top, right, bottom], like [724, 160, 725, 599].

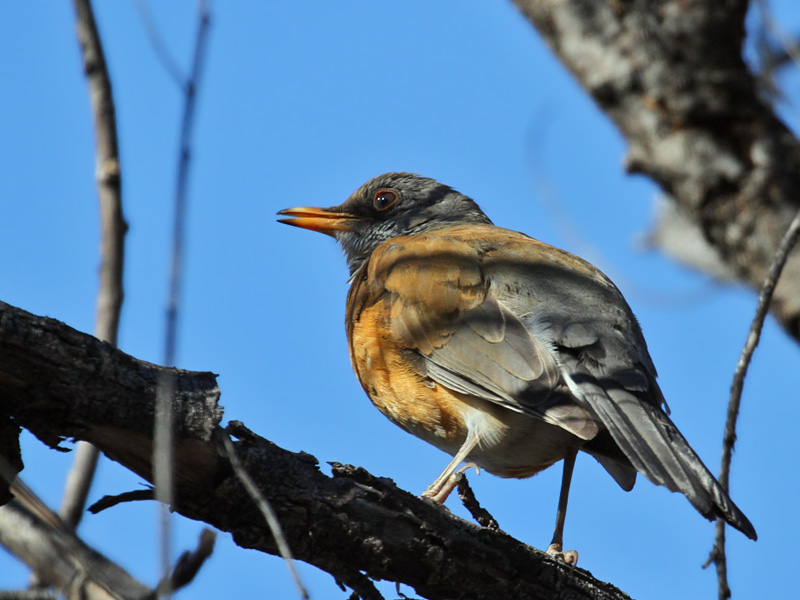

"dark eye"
[373, 190, 399, 211]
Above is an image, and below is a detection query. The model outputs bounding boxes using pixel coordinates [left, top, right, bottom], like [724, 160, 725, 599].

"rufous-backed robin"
[278, 172, 757, 555]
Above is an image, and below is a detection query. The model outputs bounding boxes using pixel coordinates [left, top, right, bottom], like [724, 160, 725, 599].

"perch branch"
[0, 299, 631, 600]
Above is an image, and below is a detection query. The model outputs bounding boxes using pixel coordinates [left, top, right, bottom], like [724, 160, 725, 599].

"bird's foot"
[546, 543, 578, 568]
[422, 462, 480, 504]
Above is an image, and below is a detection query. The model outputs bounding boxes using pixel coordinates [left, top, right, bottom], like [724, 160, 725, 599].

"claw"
[546, 543, 578, 569]
[422, 461, 482, 503]
[458, 462, 480, 476]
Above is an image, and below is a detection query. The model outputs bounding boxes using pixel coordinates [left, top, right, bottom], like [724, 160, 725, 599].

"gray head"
[278, 172, 492, 274]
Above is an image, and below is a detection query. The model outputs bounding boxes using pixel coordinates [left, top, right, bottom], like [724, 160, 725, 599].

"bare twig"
[164, 1, 211, 369]
[133, 0, 185, 88]
[756, 0, 800, 73]
[455, 472, 502, 532]
[88, 489, 156, 514]
[1, 479, 152, 600]
[753, 0, 800, 101]
[58, 444, 102, 528]
[221, 435, 310, 600]
[60, 0, 127, 532]
[153, 4, 211, 596]
[156, 529, 217, 596]
[705, 206, 800, 599]
[153, 371, 175, 595]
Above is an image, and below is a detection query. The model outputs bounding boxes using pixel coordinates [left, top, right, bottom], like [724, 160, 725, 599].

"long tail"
[566, 360, 757, 540]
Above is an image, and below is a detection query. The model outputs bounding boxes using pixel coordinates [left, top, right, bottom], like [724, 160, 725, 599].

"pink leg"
[422, 431, 481, 503]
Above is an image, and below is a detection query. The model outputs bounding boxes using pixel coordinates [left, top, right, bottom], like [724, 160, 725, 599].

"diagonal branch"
[511, 0, 800, 344]
[0, 479, 151, 600]
[0, 299, 630, 600]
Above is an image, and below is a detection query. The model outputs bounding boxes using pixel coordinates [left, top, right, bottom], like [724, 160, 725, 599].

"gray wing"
[418, 295, 601, 440]
[502, 257, 757, 540]
[382, 232, 756, 539]
[380, 240, 600, 441]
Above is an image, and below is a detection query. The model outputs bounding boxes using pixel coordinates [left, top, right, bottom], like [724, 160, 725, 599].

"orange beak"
[277, 206, 359, 237]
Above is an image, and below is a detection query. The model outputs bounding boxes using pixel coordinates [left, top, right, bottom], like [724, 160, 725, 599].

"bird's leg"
[546, 448, 579, 566]
[422, 431, 481, 503]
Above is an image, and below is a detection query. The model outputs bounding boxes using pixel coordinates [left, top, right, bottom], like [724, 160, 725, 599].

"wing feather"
[375, 237, 598, 440]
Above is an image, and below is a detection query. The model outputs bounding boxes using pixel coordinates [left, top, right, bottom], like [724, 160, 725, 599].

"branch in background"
[754, 0, 800, 100]
[153, 3, 211, 593]
[511, 0, 800, 344]
[0, 479, 151, 600]
[162, 1, 211, 368]
[133, 0, 185, 87]
[221, 435, 309, 600]
[156, 529, 217, 597]
[59, 0, 128, 534]
[1, 0, 130, 594]
[0, 299, 631, 600]
[704, 206, 800, 599]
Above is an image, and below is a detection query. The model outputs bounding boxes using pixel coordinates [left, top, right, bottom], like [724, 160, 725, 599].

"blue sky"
[2, 2, 799, 599]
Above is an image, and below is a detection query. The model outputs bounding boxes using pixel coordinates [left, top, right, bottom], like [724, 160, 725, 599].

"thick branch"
[0, 300, 632, 600]
[512, 0, 800, 342]
[0, 301, 223, 493]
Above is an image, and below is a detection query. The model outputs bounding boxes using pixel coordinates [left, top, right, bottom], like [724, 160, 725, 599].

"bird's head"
[278, 172, 492, 275]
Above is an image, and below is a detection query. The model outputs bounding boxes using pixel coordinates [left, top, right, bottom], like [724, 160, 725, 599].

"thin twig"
[705, 206, 800, 599]
[756, 0, 800, 73]
[221, 435, 310, 600]
[88, 489, 155, 514]
[455, 472, 502, 531]
[133, 0, 186, 88]
[154, 4, 212, 598]
[60, 0, 127, 534]
[3, 478, 152, 599]
[154, 370, 175, 597]
[164, 0, 211, 371]
[156, 528, 217, 596]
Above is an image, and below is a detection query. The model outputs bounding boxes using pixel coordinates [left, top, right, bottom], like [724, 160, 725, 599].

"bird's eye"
[373, 190, 399, 211]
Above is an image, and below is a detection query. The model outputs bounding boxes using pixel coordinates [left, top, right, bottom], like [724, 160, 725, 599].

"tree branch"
[61, 0, 128, 534]
[705, 205, 800, 599]
[511, 0, 800, 343]
[0, 300, 632, 600]
[0, 480, 151, 600]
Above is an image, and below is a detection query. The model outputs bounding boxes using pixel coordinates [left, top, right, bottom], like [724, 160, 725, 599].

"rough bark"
[511, 0, 800, 342]
[0, 300, 632, 600]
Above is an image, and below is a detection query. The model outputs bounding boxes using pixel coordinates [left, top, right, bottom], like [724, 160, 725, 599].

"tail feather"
[564, 359, 757, 540]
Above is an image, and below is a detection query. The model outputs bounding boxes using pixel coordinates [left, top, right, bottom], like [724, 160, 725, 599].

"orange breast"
[348, 295, 470, 454]
[343, 232, 583, 479]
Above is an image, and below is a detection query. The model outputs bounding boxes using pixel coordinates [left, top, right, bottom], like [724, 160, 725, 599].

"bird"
[277, 172, 757, 557]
